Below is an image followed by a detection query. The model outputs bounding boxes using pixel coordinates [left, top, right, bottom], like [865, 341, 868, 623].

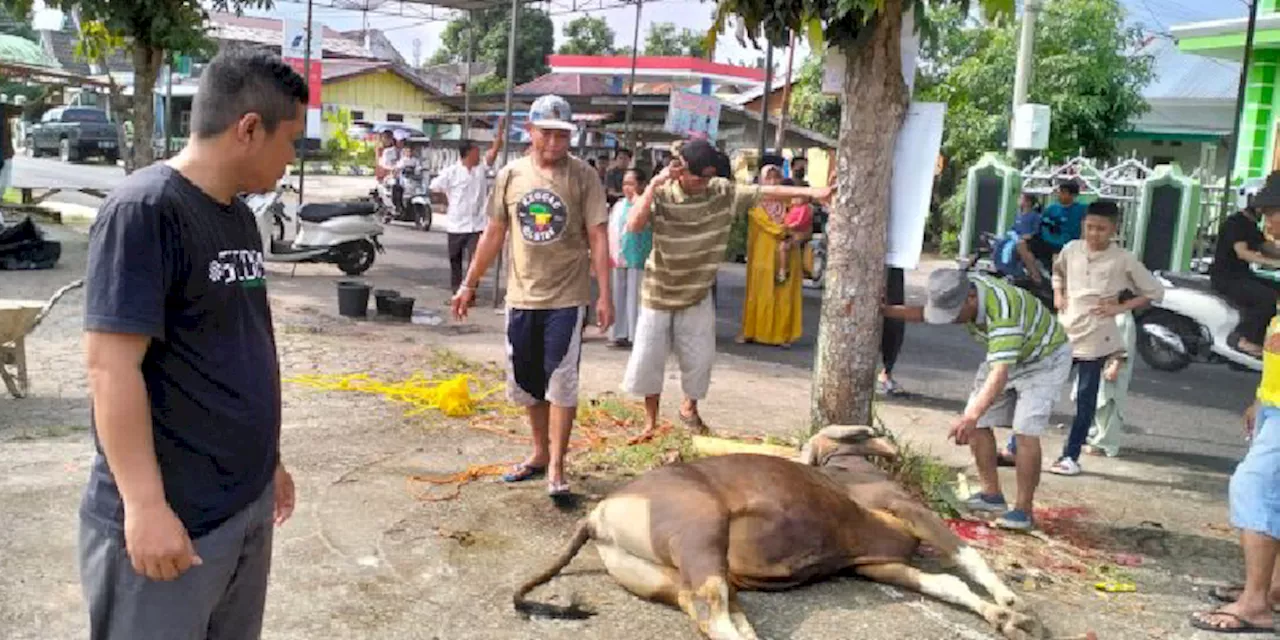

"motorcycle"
[803, 203, 828, 285]
[1134, 270, 1264, 373]
[964, 231, 1056, 310]
[375, 160, 432, 232]
[244, 183, 385, 276]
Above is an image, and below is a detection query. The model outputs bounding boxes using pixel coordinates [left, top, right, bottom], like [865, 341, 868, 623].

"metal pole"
[623, 0, 642, 148]
[493, 0, 521, 308]
[298, 0, 314, 205]
[1221, 0, 1260, 217]
[773, 31, 795, 152]
[756, 43, 773, 167]
[1008, 0, 1041, 153]
[164, 54, 173, 158]
[462, 10, 474, 135]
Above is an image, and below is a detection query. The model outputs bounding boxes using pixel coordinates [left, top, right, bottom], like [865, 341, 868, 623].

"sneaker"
[965, 492, 1008, 513]
[996, 509, 1034, 531]
[1048, 458, 1082, 476]
[877, 377, 904, 397]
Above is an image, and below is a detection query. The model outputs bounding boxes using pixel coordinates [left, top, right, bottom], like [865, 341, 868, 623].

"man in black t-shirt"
[1211, 173, 1280, 357]
[81, 48, 307, 638]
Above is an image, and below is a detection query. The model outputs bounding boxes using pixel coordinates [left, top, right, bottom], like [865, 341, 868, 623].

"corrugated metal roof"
[1141, 36, 1239, 101]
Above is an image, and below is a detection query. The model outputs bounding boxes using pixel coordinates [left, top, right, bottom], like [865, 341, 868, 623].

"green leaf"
[805, 16, 825, 53]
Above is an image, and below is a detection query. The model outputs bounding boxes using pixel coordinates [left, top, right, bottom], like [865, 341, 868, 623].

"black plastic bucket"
[373, 289, 400, 315]
[386, 296, 415, 321]
[337, 281, 371, 318]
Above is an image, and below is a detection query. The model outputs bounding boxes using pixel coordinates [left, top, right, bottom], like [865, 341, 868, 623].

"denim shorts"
[1229, 404, 1280, 539]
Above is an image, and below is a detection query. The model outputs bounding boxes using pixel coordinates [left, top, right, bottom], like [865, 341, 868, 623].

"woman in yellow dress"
[738, 165, 807, 348]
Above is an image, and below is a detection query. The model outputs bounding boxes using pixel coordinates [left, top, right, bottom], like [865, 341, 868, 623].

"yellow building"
[321, 60, 448, 138]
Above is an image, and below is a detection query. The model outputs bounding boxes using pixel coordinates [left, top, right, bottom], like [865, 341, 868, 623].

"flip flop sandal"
[1190, 609, 1275, 634]
[547, 481, 571, 496]
[1209, 586, 1280, 612]
[501, 463, 546, 483]
[680, 412, 711, 435]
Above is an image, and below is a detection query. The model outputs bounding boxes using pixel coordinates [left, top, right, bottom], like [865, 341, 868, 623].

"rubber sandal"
[680, 411, 711, 435]
[1209, 586, 1280, 612]
[502, 463, 546, 483]
[547, 481, 571, 496]
[1190, 609, 1275, 634]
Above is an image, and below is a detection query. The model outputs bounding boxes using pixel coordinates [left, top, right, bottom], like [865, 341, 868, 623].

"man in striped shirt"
[621, 139, 831, 437]
[885, 269, 1071, 531]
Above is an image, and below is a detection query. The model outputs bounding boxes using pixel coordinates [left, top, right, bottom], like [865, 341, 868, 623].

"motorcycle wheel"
[1136, 310, 1195, 373]
[413, 203, 432, 232]
[337, 239, 377, 276]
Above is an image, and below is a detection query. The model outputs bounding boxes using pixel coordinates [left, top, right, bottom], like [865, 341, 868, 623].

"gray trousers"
[611, 267, 643, 342]
[80, 483, 275, 640]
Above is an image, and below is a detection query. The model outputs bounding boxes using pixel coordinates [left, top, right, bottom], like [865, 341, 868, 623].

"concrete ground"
[0, 204, 1262, 639]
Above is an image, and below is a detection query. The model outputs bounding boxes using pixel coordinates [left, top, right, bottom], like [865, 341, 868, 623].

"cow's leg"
[881, 501, 1021, 608]
[856, 562, 1042, 640]
[596, 543, 680, 605]
[670, 528, 753, 640]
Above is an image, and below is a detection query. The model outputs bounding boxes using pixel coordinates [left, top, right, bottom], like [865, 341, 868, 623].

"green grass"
[574, 395, 696, 477]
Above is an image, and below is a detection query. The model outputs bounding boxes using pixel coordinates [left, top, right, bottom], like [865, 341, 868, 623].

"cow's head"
[796, 425, 899, 468]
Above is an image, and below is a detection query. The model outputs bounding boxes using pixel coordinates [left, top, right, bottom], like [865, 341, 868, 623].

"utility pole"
[1008, 0, 1041, 153]
[1222, 0, 1260, 215]
[774, 32, 796, 153]
[756, 43, 773, 167]
[623, 0, 643, 149]
[298, 0, 314, 206]
[493, 0, 521, 308]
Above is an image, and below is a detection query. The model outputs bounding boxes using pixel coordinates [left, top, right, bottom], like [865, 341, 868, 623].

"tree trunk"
[810, 0, 909, 431]
[130, 44, 164, 170]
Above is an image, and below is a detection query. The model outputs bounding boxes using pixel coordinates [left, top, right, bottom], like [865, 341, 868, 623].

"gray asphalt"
[20, 149, 1253, 477]
[10, 155, 124, 207]
[367, 220, 1258, 477]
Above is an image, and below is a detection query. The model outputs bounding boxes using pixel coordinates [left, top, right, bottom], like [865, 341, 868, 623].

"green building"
[1174, 2, 1280, 182]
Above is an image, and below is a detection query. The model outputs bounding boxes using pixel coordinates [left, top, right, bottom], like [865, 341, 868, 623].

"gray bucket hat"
[923, 269, 972, 324]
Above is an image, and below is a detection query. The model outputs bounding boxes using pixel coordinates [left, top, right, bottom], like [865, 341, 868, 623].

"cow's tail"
[513, 518, 596, 620]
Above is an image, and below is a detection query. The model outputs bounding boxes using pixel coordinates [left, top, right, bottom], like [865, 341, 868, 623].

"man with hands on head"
[450, 94, 612, 500]
[80, 48, 302, 640]
[621, 139, 832, 438]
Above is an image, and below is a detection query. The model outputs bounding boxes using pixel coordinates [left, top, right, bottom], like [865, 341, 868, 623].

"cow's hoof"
[996, 609, 1045, 640]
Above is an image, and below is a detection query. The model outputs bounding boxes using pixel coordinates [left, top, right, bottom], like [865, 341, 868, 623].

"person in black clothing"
[1212, 173, 1280, 357]
[605, 148, 631, 206]
[880, 266, 907, 395]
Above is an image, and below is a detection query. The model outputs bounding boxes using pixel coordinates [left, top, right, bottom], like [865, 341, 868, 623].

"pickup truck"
[25, 107, 119, 164]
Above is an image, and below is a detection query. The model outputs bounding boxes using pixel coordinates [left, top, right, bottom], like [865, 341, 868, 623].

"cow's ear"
[795, 434, 831, 466]
[815, 425, 876, 443]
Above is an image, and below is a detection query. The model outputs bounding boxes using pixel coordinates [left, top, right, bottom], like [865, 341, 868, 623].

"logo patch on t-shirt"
[208, 249, 266, 288]
[516, 188, 568, 244]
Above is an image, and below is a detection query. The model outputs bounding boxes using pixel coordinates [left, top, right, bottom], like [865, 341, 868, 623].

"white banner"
[282, 19, 323, 60]
[886, 102, 946, 270]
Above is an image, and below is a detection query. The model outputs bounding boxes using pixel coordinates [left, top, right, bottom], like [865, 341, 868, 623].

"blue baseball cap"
[529, 94, 576, 131]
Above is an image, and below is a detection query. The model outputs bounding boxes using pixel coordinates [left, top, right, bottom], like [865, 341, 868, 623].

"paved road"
[362, 221, 1258, 475]
[22, 151, 1252, 476]
[10, 155, 123, 208]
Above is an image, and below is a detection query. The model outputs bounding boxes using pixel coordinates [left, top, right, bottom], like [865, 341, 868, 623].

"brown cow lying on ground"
[514, 425, 1045, 640]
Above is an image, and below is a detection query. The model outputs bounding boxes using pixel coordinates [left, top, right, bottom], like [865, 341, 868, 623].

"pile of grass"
[573, 395, 695, 477]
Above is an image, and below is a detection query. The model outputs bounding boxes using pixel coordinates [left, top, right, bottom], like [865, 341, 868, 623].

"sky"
[247, 0, 1247, 72]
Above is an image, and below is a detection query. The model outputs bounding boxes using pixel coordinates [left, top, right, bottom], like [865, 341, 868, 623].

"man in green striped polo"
[884, 269, 1071, 531]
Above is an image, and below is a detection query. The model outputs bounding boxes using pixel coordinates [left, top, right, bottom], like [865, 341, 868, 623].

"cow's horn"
[816, 425, 876, 442]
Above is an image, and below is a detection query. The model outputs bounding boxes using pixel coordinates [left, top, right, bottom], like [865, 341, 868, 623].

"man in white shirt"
[430, 125, 503, 292]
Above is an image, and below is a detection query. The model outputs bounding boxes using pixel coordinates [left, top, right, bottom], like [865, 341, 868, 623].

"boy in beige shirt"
[1046, 200, 1163, 476]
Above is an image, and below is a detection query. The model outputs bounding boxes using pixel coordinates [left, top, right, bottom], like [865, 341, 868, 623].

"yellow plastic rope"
[286, 372, 505, 418]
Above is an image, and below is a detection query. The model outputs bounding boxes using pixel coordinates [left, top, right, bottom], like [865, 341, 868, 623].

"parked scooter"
[1135, 270, 1264, 373]
[245, 183, 385, 276]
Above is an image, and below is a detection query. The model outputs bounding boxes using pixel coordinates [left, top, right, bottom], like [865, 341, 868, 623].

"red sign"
[285, 58, 322, 107]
